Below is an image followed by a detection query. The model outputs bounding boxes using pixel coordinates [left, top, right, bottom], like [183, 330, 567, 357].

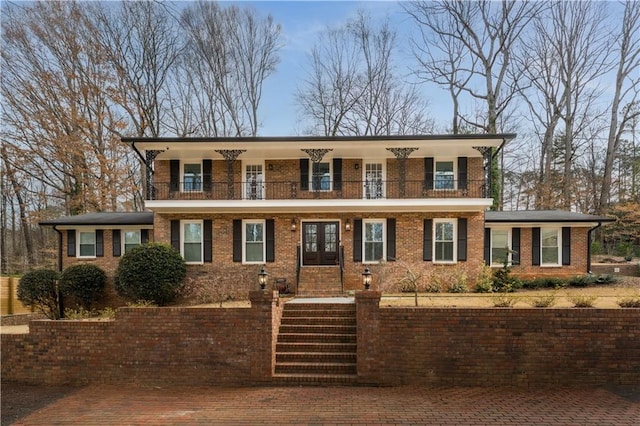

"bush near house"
[114, 243, 186, 306]
[17, 269, 61, 319]
[59, 264, 106, 310]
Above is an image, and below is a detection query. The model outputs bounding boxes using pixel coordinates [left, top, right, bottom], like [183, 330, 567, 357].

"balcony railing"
[147, 179, 488, 201]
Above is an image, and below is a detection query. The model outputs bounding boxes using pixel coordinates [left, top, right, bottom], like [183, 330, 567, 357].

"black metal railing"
[147, 179, 488, 201]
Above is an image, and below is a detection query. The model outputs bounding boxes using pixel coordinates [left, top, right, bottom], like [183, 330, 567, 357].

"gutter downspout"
[130, 141, 147, 165]
[587, 222, 602, 274]
[491, 138, 509, 160]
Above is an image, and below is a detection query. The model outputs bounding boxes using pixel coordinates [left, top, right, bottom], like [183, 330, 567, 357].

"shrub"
[448, 281, 469, 293]
[474, 264, 494, 293]
[17, 269, 61, 319]
[568, 295, 598, 307]
[492, 265, 521, 293]
[115, 243, 187, 306]
[64, 307, 94, 319]
[526, 294, 557, 308]
[568, 275, 596, 288]
[490, 293, 520, 308]
[617, 294, 640, 308]
[59, 264, 106, 310]
[521, 277, 567, 290]
[595, 274, 618, 285]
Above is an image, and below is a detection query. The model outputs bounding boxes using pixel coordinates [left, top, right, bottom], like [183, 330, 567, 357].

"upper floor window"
[434, 161, 455, 190]
[243, 220, 265, 263]
[244, 163, 264, 200]
[182, 163, 202, 192]
[541, 228, 560, 266]
[78, 231, 96, 258]
[311, 162, 331, 191]
[182, 221, 203, 264]
[123, 230, 141, 254]
[491, 229, 510, 266]
[364, 162, 385, 199]
[434, 219, 456, 262]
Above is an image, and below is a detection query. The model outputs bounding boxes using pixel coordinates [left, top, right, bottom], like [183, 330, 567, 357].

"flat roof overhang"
[144, 198, 493, 214]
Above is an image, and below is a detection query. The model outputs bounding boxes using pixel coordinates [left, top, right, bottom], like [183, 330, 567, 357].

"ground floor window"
[244, 220, 265, 263]
[123, 230, 141, 254]
[78, 231, 96, 258]
[434, 219, 455, 262]
[182, 221, 203, 263]
[541, 227, 560, 266]
[364, 219, 385, 263]
[491, 229, 509, 266]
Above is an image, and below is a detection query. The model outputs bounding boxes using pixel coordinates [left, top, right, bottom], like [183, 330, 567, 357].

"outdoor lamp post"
[258, 266, 268, 290]
[362, 267, 372, 290]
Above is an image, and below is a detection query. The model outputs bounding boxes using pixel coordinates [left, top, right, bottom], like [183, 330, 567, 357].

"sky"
[226, 1, 430, 136]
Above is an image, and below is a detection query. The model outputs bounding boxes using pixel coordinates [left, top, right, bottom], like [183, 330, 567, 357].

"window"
[541, 228, 560, 266]
[364, 220, 385, 263]
[311, 162, 331, 191]
[364, 163, 384, 199]
[491, 229, 509, 266]
[434, 161, 454, 190]
[183, 163, 202, 192]
[182, 221, 203, 263]
[244, 163, 264, 200]
[244, 220, 265, 263]
[434, 219, 455, 262]
[78, 231, 96, 257]
[123, 230, 141, 254]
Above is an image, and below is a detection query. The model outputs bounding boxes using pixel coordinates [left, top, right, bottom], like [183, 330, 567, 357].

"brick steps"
[297, 267, 343, 296]
[274, 302, 357, 385]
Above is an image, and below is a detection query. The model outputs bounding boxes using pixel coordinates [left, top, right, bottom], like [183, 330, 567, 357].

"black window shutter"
[170, 220, 180, 252]
[386, 218, 396, 261]
[484, 228, 491, 264]
[458, 157, 468, 190]
[67, 230, 76, 257]
[300, 159, 309, 191]
[423, 219, 433, 261]
[233, 219, 242, 262]
[204, 220, 213, 263]
[203, 159, 212, 191]
[333, 158, 342, 190]
[141, 229, 149, 244]
[532, 227, 541, 266]
[266, 219, 275, 262]
[511, 228, 521, 265]
[353, 219, 362, 262]
[562, 227, 571, 265]
[170, 160, 180, 192]
[457, 218, 467, 261]
[96, 230, 104, 257]
[113, 230, 121, 257]
[424, 157, 434, 190]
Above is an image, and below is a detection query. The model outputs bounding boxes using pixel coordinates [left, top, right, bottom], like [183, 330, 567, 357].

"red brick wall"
[1, 291, 281, 385]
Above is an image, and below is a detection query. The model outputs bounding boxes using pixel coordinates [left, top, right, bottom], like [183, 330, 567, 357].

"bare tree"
[180, 1, 281, 136]
[597, 1, 640, 213]
[297, 11, 433, 136]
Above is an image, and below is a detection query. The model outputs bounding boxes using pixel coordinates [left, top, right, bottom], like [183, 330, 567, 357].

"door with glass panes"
[302, 222, 339, 265]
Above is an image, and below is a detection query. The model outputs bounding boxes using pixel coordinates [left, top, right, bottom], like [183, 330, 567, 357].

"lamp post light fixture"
[345, 218, 351, 232]
[362, 267, 372, 290]
[258, 266, 269, 290]
[291, 218, 297, 232]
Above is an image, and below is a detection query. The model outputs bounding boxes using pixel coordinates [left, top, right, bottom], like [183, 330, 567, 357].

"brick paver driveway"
[8, 385, 640, 425]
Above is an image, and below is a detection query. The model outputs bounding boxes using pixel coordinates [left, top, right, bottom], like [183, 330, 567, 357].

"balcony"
[147, 179, 488, 201]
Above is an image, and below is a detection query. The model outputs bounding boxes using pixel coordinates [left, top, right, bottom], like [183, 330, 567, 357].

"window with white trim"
[243, 220, 265, 263]
[123, 230, 141, 254]
[78, 231, 96, 258]
[434, 219, 456, 262]
[182, 221, 203, 263]
[363, 219, 385, 263]
[434, 160, 455, 190]
[311, 162, 331, 191]
[182, 163, 202, 192]
[491, 229, 510, 266]
[541, 228, 560, 266]
[244, 163, 264, 200]
[364, 162, 385, 199]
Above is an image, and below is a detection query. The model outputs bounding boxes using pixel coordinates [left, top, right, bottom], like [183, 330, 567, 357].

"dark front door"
[302, 222, 339, 266]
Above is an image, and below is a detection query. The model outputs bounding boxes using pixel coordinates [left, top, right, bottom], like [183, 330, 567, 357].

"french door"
[302, 222, 339, 266]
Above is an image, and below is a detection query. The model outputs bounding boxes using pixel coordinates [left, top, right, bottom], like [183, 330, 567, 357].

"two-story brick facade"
[41, 135, 613, 296]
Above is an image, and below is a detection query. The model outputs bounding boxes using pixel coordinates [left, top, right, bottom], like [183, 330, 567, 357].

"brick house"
[40, 135, 613, 295]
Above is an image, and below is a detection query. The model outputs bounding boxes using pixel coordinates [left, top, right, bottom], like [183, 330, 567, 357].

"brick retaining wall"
[2, 292, 639, 387]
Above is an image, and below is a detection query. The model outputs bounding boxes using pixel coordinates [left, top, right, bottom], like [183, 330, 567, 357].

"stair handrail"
[339, 245, 345, 294]
[296, 244, 301, 294]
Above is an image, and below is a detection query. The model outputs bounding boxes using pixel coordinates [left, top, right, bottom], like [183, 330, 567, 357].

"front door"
[302, 222, 339, 265]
